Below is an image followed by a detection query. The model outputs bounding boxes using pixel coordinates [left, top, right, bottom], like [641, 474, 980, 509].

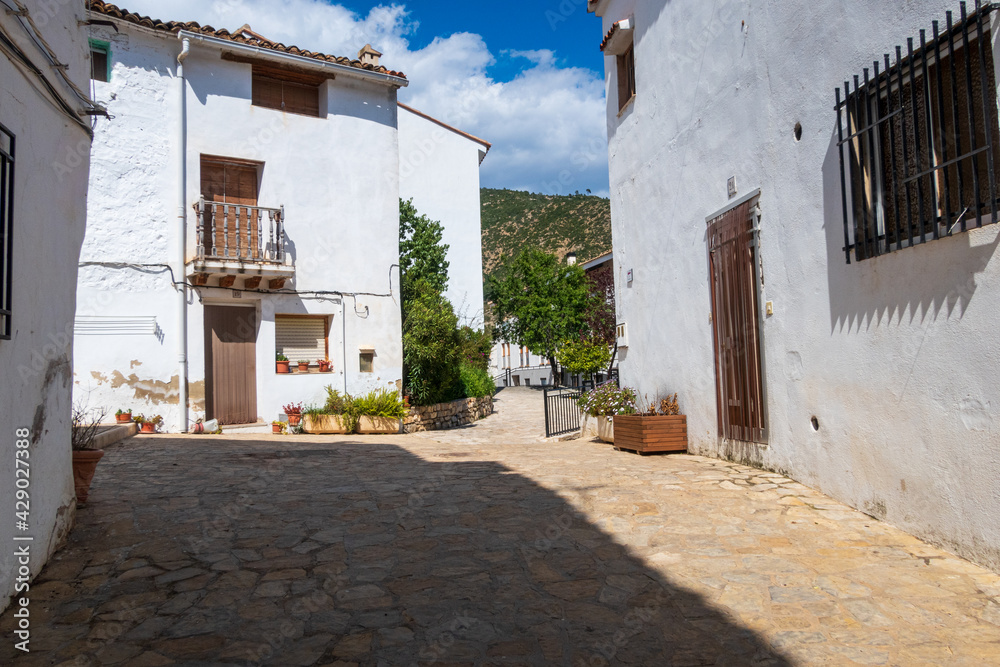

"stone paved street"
[3, 388, 1000, 665]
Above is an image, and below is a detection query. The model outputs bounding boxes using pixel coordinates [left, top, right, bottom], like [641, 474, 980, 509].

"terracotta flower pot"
[72, 449, 105, 503]
[272, 423, 283, 434]
[276, 360, 290, 374]
[318, 361, 331, 373]
[140, 423, 156, 433]
[297, 362, 310, 372]
[287, 414, 301, 427]
[115, 413, 132, 424]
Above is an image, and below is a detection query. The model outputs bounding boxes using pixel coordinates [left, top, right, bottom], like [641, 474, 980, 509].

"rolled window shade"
[276, 316, 327, 361]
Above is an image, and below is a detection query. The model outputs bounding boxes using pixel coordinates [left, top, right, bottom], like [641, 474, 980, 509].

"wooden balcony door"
[708, 196, 768, 444]
[200, 157, 261, 259]
[204, 305, 258, 425]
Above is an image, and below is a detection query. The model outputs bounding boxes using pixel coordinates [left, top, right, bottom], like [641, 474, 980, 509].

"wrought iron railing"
[544, 386, 583, 438]
[195, 196, 286, 262]
[0, 123, 14, 340]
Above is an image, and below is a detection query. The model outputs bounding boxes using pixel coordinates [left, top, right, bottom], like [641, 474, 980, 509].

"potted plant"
[115, 408, 132, 424]
[276, 353, 290, 374]
[271, 420, 286, 434]
[317, 359, 332, 373]
[354, 388, 406, 434]
[577, 384, 638, 444]
[283, 402, 303, 427]
[612, 393, 687, 454]
[72, 406, 108, 504]
[302, 388, 350, 434]
[134, 414, 163, 434]
[297, 360, 310, 373]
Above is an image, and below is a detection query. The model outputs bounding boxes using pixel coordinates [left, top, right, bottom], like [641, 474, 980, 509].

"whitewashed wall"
[398, 105, 487, 327]
[596, 0, 1000, 570]
[76, 25, 403, 431]
[0, 3, 91, 613]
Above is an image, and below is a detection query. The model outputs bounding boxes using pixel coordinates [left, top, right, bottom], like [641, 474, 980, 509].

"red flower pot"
[140, 423, 156, 433]
[115, 413, 132, 424]
[297, 362, 310, 373]
[288, 414, 301, 427]
[272, 423, 283, 433]
[276, 360, 290, 374]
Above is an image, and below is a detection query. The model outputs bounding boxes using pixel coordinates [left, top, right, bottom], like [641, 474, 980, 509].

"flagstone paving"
[3, 388, 1000, 665]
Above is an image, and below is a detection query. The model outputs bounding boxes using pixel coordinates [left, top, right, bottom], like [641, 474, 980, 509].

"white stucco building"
[591, 0, 1000, 570]
[0, 1, 98, 613]
[398, 103, 490, 327]
[75, 2, 409, 431]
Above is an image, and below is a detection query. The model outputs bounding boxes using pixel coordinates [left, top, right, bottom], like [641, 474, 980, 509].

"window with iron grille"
[835, 1, 1000, 263]
[0, 124, 13, 340]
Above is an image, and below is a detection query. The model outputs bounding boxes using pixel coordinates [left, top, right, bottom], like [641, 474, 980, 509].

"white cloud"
[118, 0, 609, 195]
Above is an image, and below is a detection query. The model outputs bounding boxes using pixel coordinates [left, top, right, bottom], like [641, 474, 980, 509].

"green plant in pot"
[276, 353, 290, 374]
[114, 408, 132, 424]
[134, 414, 163, 433]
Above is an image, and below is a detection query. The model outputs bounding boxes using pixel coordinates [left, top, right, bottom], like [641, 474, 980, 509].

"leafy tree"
[487, 247, 596, 377]
[402, 281, 462, 406]
[399, 198, 449, 304]
[557, 337, 612, 377]
[585, 262, 618, 375]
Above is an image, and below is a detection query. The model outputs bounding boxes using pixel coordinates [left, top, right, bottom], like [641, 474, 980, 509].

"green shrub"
[577, 384, 637, 417]
[403, 282, 462, 406]
[457, 326, 493, 372]
[323, 388, 350, 415]
[458, 363, 495, 399]
[351, 388, 407, 419]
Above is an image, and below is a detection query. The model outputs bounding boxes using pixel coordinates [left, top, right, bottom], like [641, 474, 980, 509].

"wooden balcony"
[188, 197, 294, 289]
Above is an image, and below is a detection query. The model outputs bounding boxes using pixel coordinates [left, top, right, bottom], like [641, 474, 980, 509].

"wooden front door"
[204, 305, 258, 425]
[708, 196, 768, 444]
[201, 158, 260, 259]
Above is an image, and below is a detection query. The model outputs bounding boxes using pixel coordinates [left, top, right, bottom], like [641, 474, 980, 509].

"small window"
[617, 43, 636, 111]
[252, 64, 322, 117]
[359, 352, 374, 373]
[275, 315, 328, 369]
[0, 124, 13, 340]
[90, 40, 110, 83]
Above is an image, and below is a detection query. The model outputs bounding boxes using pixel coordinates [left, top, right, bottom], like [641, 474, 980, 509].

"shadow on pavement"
[1, 437, 792, 665]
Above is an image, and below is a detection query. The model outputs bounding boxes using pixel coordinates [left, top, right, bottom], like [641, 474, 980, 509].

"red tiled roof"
[88, 1, 407, 80]
[397, 103, 491, 151]
[600, 21, 621, 51]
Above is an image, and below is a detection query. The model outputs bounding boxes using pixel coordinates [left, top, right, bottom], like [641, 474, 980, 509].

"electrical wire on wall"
[0, 0, 105, 135]
[79, 261, 397, 308]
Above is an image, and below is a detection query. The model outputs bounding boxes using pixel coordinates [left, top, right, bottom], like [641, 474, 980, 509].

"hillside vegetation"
[480, 188, 612, 283]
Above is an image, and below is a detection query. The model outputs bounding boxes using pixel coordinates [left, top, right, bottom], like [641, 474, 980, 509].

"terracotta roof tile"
[600, 21, 620, 51]
[88, 1, 407, 80]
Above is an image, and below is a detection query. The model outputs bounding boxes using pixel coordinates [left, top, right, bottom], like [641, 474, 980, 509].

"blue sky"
[123, 1, 611, 196]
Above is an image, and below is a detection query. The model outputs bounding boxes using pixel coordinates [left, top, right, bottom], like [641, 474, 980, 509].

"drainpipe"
[342, 298, 348, 395]
[176, 37, 191, 432]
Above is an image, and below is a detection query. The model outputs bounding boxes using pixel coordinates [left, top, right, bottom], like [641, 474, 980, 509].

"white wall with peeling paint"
[398, 105, 488, 327]
[0, 3, 91, 613]
[594, 0, 1000, 570]
[74, 24, 404, 431]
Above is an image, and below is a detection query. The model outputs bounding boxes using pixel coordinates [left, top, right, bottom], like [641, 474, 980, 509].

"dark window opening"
[836, 2, 1000, 262]
[617, 43, 636, 112]
[90, 41, 110, 82]
[0, 124, 13, 340]
[360, 352, 374, 373]
[252, 64, 322, 117]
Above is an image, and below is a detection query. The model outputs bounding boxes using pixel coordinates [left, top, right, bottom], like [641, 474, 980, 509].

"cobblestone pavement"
[3, 388, 1000, 665]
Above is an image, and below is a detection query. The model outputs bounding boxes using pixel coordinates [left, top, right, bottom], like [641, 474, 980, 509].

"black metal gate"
[544, 386, 582, 438]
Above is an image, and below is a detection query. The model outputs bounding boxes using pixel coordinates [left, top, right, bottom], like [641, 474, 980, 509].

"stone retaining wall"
[404, 395, 494, 433]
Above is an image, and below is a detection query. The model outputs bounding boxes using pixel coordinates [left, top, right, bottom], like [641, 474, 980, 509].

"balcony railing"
[196, 196, 286, 262]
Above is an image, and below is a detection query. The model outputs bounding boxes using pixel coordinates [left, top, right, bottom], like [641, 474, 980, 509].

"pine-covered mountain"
[480, 188, 612, 284]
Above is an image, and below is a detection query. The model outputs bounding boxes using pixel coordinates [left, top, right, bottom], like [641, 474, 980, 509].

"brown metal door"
[204, 305, 258, 425]
[708, 197, 768, 444]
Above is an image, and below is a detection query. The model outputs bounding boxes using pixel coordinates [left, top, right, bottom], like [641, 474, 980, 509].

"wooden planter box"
[302, 414, 347, 434]
[612, 415, 687, 454]
[358, 416, 401, 434]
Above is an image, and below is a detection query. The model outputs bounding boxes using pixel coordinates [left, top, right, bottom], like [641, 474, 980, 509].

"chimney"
[566, 252, 578, 266]
[358, 44, 382, 67]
